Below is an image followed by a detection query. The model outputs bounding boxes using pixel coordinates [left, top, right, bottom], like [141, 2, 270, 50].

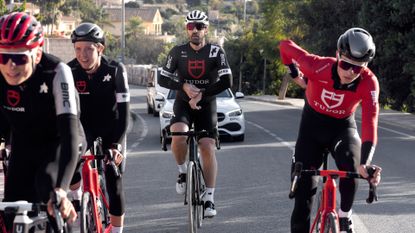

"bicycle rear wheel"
[187, 161, 198, 233]
[80, 192, 98, 233]
[323, 212, 339, 233]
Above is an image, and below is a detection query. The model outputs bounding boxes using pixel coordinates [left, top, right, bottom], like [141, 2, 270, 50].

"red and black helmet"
[0, 12, 44, 50]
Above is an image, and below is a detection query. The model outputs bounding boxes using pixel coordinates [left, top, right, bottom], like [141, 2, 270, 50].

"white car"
[159, 88, 245, 142]
[146, 67, 169, 117]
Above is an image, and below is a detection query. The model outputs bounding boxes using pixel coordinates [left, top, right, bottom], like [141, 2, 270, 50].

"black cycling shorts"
[171, 99, 218, 139]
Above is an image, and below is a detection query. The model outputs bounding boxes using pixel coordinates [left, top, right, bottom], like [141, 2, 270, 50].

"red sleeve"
[359, 71, 380, 145]
[279, 39, 327, 80]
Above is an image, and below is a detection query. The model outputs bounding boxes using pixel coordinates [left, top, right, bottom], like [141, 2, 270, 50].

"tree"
[126, 16, 144, 38]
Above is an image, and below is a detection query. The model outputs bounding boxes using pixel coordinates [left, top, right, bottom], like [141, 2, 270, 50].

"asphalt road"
[1, 85, 413, 232]
[123, 85, 415, 233]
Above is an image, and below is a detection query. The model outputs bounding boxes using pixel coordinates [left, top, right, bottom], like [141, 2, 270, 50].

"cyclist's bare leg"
[170, 122, 189, 165]
[198, 137, 217, 188]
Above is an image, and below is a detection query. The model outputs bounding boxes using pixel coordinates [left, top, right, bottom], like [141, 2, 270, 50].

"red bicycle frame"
[81, 154, 110, 233]
[309, 170, 351, 232]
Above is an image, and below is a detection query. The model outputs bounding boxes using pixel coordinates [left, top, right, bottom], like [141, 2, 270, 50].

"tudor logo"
[76, 81, 87, 93]
[7, 90, 20, 107]
[188, 60, 205, 79]
[321, 89, 344, 109]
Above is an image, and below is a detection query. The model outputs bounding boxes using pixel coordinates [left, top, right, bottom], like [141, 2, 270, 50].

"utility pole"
[121, 0, 125, 63]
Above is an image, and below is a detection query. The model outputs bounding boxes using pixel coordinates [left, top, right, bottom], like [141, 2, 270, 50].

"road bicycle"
[79, 137, 120, 233]
[0, 191, 70, 233]
[161, 128, 220, 233]
[289, 152, 379, 233]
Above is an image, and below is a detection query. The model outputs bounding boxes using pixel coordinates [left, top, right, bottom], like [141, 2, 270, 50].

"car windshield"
[167, 89, 232, 99]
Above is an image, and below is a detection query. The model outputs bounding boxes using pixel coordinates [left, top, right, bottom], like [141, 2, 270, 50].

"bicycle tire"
[314, 191, 323, 233]
[187, 161, 197, 233]
[323, 212, 339, 233]
[196, 161, 204, 228]
[98, 169, 111, 228]
[80, 192, 98, 233]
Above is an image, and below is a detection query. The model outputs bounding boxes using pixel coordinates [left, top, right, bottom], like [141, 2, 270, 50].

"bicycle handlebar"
[161, 128, 221, 151]
[289, 162, 378, 203]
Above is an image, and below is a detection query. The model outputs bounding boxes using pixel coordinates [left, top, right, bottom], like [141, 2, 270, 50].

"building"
[104, 7, 163, 36]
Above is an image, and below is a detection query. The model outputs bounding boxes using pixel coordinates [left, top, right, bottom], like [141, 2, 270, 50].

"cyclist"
[0, 12, 83, 229]
[68, 22, 130, 233]
[159, 10, 232, 217]
[279, 27, 382, 233]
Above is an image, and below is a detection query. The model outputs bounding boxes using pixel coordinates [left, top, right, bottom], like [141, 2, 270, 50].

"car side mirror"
[235, 92, 244, 99]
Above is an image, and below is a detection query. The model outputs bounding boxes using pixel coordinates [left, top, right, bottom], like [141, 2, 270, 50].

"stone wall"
[43, 38, 75, 63]
[42, 38, 148, 86]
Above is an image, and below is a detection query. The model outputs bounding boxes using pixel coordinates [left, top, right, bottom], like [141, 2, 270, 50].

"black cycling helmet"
[185, 10, 209, 25]
[71, 22, 105, 45]
[337, 27, 375, 62]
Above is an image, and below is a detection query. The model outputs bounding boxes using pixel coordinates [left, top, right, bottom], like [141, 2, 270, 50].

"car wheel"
[147, 98, 153, 114]
[233, 134, 245, 142]
[153, 102, 159, 117]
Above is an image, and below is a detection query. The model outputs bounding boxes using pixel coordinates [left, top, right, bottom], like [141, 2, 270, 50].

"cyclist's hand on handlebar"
[110, 148, 124, 166]
[183, 83, 201, 99]
[47, 188, 77, 224]
[189, 92, 202, 110]
[358, 164, 382, 186]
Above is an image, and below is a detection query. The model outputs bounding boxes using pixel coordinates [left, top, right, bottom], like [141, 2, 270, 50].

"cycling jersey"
[68, 55, 130, 216]
[0, 52, 84, 203]
[280, 40, 379, 164]
[159, 42, 232, 103]
[159, 42, 232, 135]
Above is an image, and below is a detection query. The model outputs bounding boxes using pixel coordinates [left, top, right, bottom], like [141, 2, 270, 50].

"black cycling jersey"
[0, 52, 84, 203]
[68, 56, 130, 147]
[159, 42, 232, 103]
[68, 55, 129, 216]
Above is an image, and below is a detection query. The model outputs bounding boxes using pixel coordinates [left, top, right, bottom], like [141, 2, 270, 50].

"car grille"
[217, 112, 225, 122]
[221, 122, 241, 131]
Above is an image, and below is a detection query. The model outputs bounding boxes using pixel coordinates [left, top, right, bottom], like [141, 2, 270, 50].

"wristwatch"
[111, 143, 122, 152]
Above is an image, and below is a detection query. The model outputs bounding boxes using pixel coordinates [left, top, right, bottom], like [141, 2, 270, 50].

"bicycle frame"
[81, 154, 110, 233]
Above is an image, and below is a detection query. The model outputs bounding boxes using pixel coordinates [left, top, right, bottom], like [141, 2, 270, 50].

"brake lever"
[107, 149, 121, 177]
[50, 191, 64, 233]
[366, 166, 378, 204]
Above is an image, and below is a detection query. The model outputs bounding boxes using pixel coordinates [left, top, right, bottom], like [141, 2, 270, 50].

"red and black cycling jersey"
[68, 56, 130, 146]
[279, 40, 379, 156]
[159, 42, 232, 102]
[0, 52, 83, 192]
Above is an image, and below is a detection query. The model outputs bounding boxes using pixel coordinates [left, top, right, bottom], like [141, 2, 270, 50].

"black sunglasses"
[186, 23, 207, 31]
[338, 60, 364, 73]
[0, 52, 31, 65]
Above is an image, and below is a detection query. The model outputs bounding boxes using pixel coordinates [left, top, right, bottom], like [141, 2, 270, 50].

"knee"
[198, 138, 215, 154]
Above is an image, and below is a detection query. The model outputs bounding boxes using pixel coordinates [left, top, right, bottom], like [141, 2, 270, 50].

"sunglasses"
[186, 23, 207, 31]
[338, 60, 364, 73]
[0, 51, 32, 65]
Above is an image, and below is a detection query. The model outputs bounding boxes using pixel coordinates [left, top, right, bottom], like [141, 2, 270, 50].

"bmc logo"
[321, 89, 344, 109]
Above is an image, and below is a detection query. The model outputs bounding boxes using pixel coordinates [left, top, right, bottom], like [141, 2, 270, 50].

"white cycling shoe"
[176, 173, 186, 195]
[204, 201, 216, 218]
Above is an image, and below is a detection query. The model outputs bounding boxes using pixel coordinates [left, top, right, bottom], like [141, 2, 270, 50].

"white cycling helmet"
[185, 10, 209, 25]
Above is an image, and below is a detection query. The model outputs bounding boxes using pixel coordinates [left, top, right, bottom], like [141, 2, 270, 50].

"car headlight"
[162, 111, 174, 119]
[228, 109, 243, 117]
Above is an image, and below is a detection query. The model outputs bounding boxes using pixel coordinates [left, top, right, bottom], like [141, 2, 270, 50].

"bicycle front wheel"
[98, 171, 111, 228]
[80, 192, 98, 233]
[187, 161, 198, 233]
[323, 212, 339, 233]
